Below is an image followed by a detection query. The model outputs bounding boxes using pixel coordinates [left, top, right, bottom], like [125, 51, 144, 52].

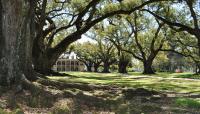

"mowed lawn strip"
[49, 72, 200, 94]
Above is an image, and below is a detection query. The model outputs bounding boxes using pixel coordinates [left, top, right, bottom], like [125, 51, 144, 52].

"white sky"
[76, 35, 96, 43]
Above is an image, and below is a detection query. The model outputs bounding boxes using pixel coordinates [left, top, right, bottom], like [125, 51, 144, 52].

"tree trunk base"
[102, 71, 110, 73]
[143, 73, 155, 75]
[143, 71, 155, 74]
[25, 70, 40, 82]
[195, 71, 200, 75]
[118, 60, 129, 74]
[143, 69, 155, 74]
[143, 62, 155, 74]
[118, 68, 128, 74]
[36, 69, 72, 76]
[102, 64, 110, 73]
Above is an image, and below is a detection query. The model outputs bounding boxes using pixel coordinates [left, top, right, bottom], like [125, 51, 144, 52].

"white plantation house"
[52, 52, 85, 72]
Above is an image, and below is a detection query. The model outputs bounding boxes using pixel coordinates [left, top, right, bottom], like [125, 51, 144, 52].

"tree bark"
[102, 62, 110, 73]
[83, 61, 93, 72]
[143, 61, 155, 74]
[94, 64, 100, 72]
[93, 61, 101, 72]
[32, 1, 161, 75]
[0, 0, 36, 86]
[32, 34, 81, 75]
[32, 51, 57, 75]
[86, 66, 92, 72]
[118, 60, 129, 74]
[197, 38, 200, 74]
[196, 63, 200, 74]
[85, 62, 93, 72]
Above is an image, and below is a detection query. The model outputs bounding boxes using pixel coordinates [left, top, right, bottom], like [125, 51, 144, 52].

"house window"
[66, 61, 70, 65]
[57, 67, 61, 71]
[71, 61, 75, 65]
[62, 61, 65, 65]
[76, 61, 79, 65]
[57, 61, 61, 65]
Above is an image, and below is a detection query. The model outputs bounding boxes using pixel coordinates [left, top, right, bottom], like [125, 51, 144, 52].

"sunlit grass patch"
[49, 72, 200, 94]
[175, 98, 200, 109]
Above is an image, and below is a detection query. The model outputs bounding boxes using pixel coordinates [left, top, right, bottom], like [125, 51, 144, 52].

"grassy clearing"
[46, 72, 200, 113]
[50, 72, 200, 93]
[1, 72, 200, 113]
[175, 98, 200, 109]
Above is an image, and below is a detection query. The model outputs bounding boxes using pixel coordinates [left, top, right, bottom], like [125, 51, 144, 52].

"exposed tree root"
[36, 69, 72, 77]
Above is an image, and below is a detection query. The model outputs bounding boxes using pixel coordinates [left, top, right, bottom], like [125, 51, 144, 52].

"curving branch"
[186, 0, 199, 29]
[47, 0, 68, 15]
[43, 0, 172, 57]
[141, 9, 195, 35]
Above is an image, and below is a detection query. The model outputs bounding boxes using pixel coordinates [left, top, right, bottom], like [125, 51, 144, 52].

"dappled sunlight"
[1, 0, 200, 113]
[49, 72, 200, 94]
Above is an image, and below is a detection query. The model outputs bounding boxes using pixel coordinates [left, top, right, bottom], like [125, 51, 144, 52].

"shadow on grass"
[67, 76, 121, 80]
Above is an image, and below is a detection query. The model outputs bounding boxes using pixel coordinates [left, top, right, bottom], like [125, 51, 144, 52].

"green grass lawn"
[49, 72, 200, 94]
[47, 72, 200, 112]
[2, 72, 200, 113]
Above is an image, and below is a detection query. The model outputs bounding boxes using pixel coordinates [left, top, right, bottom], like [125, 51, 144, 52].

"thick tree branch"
[122, 49, 143, 61]
[52, 0, 170, 56]
[142, 9, 195, 35]
[150, 21, 164, 52]
[186, 1, 199, 29]
[47, 0, 67, 15]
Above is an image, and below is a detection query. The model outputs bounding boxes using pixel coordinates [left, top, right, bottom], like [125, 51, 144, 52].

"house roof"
[59, 52, 77, 59]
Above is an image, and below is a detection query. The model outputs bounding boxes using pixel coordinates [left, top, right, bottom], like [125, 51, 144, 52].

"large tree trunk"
[94, 66, 98, 72]
[143, 60, 155, 74]
[86, 62, 93, 72]
[94, 64, 100, 72]
[102, 62, 110, 73]
[93, 61, 101, 72]
[32, 52, 57, 75]
[118, 59, 129, 74]
[0, 0, 36, 86]
[196, 63, 200, 74]
[197, 39, 200, 74]
[32, 36, 80, 75]
[86, 66, 92, 72]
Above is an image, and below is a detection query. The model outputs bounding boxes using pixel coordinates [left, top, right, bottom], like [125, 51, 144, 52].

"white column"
[65, 60, 67, 71]
[70, 60, 71, 71]
[56, 61, 58, 71]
